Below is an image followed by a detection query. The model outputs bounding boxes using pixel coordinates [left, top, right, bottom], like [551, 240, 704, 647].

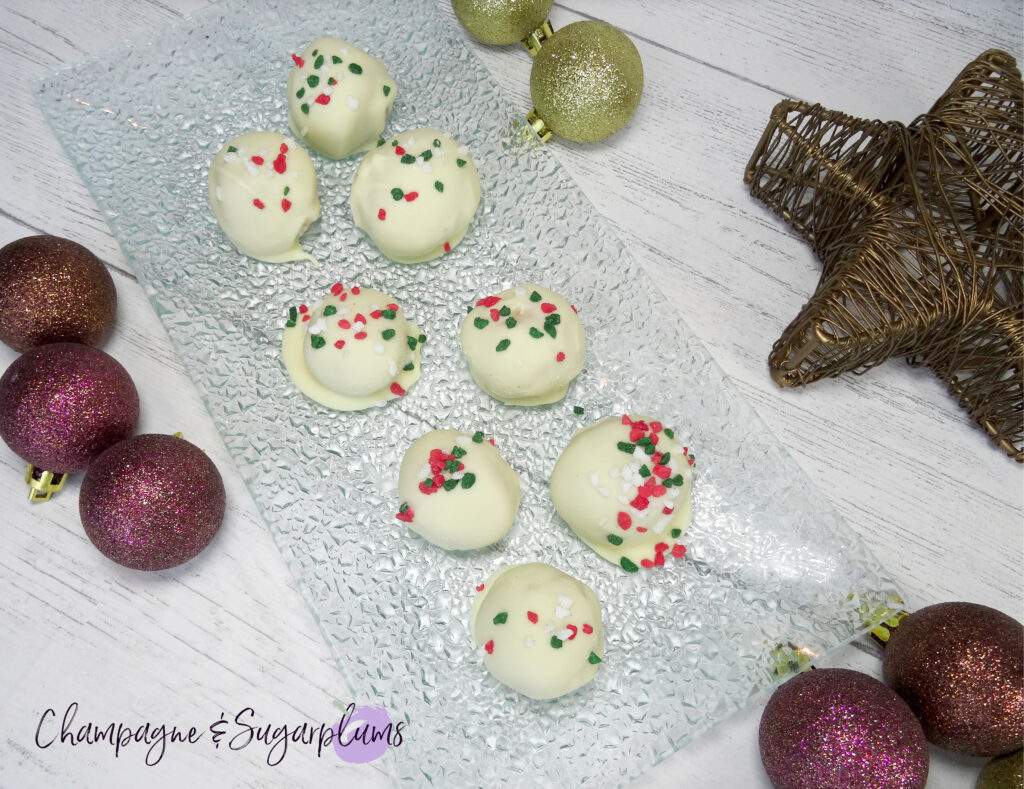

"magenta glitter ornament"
[0, 342, 139, 474]
[79, 434, 226, 571]
[883, 602, 1024, 756]
[759, 668, 928, 789]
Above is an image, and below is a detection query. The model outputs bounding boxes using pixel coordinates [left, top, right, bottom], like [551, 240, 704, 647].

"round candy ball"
[0, 235, 116, 352]
[883, 602, 1023, 756]
[0, 343, 139, 473]
[759, 668, 929, 789]
[976, 750, 1023, 789]
[530, 20, 643, 143]
[80, 434, 226, 571]
[451, 0, 553, 45]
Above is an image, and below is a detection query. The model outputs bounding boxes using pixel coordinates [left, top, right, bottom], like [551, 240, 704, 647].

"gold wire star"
[745, 50, 1023, 461]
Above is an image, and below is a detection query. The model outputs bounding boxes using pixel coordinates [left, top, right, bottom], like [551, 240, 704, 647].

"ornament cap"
[525, 108, 553, 142]
[24, 464, 67, 502]
[521, 19, 553, 56]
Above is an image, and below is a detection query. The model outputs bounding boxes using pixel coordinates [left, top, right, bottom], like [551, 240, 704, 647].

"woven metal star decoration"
[744, 50, 1023, 461]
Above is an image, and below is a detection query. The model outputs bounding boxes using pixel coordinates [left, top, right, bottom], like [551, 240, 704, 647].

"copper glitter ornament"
[0, 235, 116, 352]
[451, 0, 552, 47]
[79, 434, 226, 571]
[528, 21, 644, 143]
[0, 343, 139, 491]
[883, 602, 1024, 756]
[759, 668, 929, 789]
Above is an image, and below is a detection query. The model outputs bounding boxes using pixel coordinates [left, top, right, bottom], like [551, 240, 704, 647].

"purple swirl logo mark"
[332, 704, 401, 764]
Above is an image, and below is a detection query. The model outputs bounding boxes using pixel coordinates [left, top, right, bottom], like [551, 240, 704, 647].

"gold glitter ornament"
[976, 751, 1023, 789]
[451, 0, 552, 47]
[529, 21, 644, 143]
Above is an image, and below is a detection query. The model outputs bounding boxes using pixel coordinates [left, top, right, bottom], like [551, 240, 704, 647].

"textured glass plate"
[39, 1, 901, 785]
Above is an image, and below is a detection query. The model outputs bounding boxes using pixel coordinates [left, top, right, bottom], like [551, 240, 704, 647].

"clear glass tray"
[38, 1, 901, 785]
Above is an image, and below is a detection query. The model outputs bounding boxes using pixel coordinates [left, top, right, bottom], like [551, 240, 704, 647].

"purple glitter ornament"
[883, 602, 1024, 756]
[79, 434, 226, 571]
[759, 668, 929, 789]
[0, 342, 139, 473]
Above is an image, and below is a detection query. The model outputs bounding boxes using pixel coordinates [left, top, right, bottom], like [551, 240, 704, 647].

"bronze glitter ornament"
[0, 235, 117, 352]
[451, 0, 552, 47]
[528, 21, 644, 143]
[744, 50, 1023, 461]
[883, 602, 1024, 756]
[976, 750, 1023, 789]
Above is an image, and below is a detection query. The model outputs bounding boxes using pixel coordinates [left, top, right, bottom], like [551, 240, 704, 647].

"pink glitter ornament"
[759, 668, 928, 789]
[79, 434, 226, 571]
[0, 342, 138, 474]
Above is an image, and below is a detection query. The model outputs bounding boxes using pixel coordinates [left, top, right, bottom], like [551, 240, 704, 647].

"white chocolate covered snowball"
[551, 415, 695, 573]
[286, 38, 396, 159]
[460, 284, 585, 405]
[395, 429, 519, 550]
[207, 131, 320, 263]
[282, 283, 424, 411]
[471, 563, 604, 700]
[350, 127, 481, 263]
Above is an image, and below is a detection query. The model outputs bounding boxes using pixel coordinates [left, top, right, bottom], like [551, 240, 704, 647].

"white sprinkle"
[476, 646, 487, 659]
[258, 148, 267, 156]
[307, 318, 326, 335]
[458, 144, 469, 155]
[452, 471, 465, 480]
[336, 307, 351, 316]
[544, 624, 555, 633]
[222, 152, 237, 163]
[554, 606, 570, 619]
[514, 287, 526, 297]
[406, 136, 416, 147]
[633, 447, 648, 462]
[291, 170, 299, 179]
[419, 464, 430, 478]
[420, 162, 432, 173]
[618, 495, 631, 506]
[323, 87, 334, 96]
[653, 515, 673, 534]
[244, 162, 259, 177]
[597, 487, 610, 497]
[557, 595, 573, 608]
[524, 637, 533, 648]
[455, 435, 472, 446]
[354, 319, 366, 329]
[588, 472, 599, 487]
[556, 628, 572, 641]
[388, 361, 398, 376]
[339, 47, 349, 56]
[663, 503, 675, 513]
[283, 138, 296, 149]
[346, 96, 359, 109]
[373, 342, 385, 355]
[668, 488, 680, 499]
[215, 186, 223, 202]
[608, 467, 620, 478]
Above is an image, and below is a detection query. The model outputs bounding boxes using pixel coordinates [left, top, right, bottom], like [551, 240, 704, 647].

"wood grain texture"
[0, 1, 1020, 787]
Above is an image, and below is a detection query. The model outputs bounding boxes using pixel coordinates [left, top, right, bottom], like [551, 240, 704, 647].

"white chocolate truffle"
[282, 283, 424, 411]
[208, 131, 320, 262]
[396, 429, 519, 550]
[460, 284, 585, 405]
[551, 415, 695, 573]
[350, 128, 481, 263]
[286, 38, 396, 159]
[471, 563, 604, 700]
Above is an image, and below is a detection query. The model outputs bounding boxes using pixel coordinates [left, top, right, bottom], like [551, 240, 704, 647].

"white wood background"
[0, 1, 1021, 787]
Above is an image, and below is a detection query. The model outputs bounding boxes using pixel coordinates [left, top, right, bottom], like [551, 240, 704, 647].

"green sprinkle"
[505, 317, 517, 329]
[445, 459, 461, 473]
[528, 327, 544, 338]
[391, 139, 398, 146]
[637, 437, 652, 446]
[433, 138, 441, 147]
[496, 339, 511, 352]
[295, 87, 305, 98]
[451, 446, 467, 458]
[670, 528, 682, 538]
[664, 428, 675, 439]
[663, 478, 674, 489]
[420, 150, 433, 161]
[456, 158, 467, 167]
[644, 445, 656, 456]
[332, 55, 343, 64]
[285, 320, 296, 328]
[620, 557, 639, 573]
[301, 103, 310, 114]
[472, 431, 484, 443]
[529, 290, 542, 302]
[310, 335, 326, 349]
[660, 452, 671, 464]
[402, 362, 415, 371]
[227, 146, 237, 153]
[617, 442, 636, 454]
[391, 188, 404, 201]
[673, 474, 684, 485]
[573, 406, 584, 415]
[639, 465, 651, 477]
[443, 478, 459, 491]
[499, 305, 511, 317]
[312, 49, 319, 57]
[407, 336, 417, 350]
[382, 84, 391, 96]
[434, 180, 444, 192]
[493, 612, 508, 625]
[348, 63, 362, 74]
[418, 334, 426, 344]
[545, 312, 561, 326]
[423, 478, 433, 488]
[381, 309, 396, 319]
[284, 186, 290, 195]
[288, 306, 297, 323]
[588, 652, 602, 665]
[461, 473, 476, 489]
[401, 154, 415, 164]
[607, 534, 623, 546]
[306, 74, 319, 87]
[473, 317, 488, 329]
[328, 77, 336, 85]
[376, 138, 385, 147]
[382, 329, 396, 340]
[399, 502, 408, 513]
[314, 54, 324, 69]
[550, 636, 563, 649]
[323, 305, 337, 317]
[544, 323, 557, 339]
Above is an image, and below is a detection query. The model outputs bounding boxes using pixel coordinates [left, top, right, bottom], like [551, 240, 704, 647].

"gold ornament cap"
[25, 464, 67, 502]
[452, 0, 553, 46]
[529, 20, 644, 143]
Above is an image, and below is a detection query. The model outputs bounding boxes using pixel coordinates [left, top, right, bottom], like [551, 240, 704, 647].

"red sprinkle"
[484, 640, 494, 654]
[395, 509, 413, 523]
[629, 428, 645, 442]
[527, 611, 538, 624]
[315, 93, 331, 105]
[370, 310, 383, 319]
[251, 156, 264, 165]
[621, 415, 632, 425]
[280, 143, 288, 153]
[404, 191, 419, 202]
[540, 302, 556, 314]
[488, 439, 495, 446]
[641, 559, 654, 568]
[476, 584, 485, 592]
[253, 198, 265, 209]
[617, 512, 632, 530]
[662, 506, 674, 515]
[339, 293, 347, 301]
[651, 452, 663, 464]
[653, 465, 670, 479]
[556, 352, 566, 362]
[582, 624, 593, 635]
[354, 313, 366, 323]
[566, 625, 578, 640]
[387, 303, 399, 311]
[571, 304, 578, 313]
[351, 286, 361, 295]
[651, 485, 667, 497]
[281, 198, 292, 212]
[330, 283, 344, 296]
[476, 296, 501, 308]
[334, 340, 345, 349]
[650, 421, 663, 433]
[378, 208, 386, 220]
[299, 304, 309, 313]
[354, 331, 367, 340]
[390, 382, 406, 396]
[672, 544, 687, 559]
[636, 526, 648, 533]
[489, 308, 501, 322]
[653, 553, 665, 566]
[631, 495, 650, 511]
[338, 319, 351, 329]
[301, 314, 310, 322]
[654, 542, 669, 553]
[273, 153, 287, 173]
[394, 145, 406, 155]
[443, 242, 451, 252]
[291, 54, 305, 67]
